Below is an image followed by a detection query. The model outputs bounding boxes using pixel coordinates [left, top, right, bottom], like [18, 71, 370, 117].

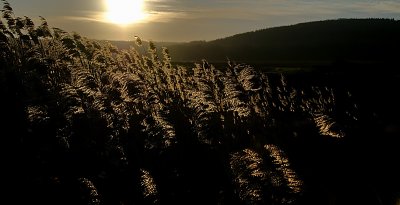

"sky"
[6, 0, 400, 42]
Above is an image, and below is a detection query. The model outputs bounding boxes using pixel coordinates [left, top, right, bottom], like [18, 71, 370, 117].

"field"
[1, 2, 400, 205]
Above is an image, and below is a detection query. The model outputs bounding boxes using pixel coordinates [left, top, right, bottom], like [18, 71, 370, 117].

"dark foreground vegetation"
[1, 1, 400, 205]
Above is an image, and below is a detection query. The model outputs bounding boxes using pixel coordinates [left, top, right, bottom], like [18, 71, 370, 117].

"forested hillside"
[167, 19, 400, 64]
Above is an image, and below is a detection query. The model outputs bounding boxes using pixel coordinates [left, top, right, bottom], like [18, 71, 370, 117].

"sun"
[105, 0, 147, 25]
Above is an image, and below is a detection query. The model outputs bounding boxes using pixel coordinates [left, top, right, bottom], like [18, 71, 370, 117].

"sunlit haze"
[8, 0, 400, 42]
[105, 0, 147, 25]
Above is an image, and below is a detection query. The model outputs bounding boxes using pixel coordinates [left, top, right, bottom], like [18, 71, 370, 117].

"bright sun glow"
[105, 0, 147, 25]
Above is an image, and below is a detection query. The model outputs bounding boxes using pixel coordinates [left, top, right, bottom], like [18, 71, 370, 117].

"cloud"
[347, 1, 400, 14]
[64, 11, 104, 22]
[44, 0, 400, 42]
[144, 0, 400, 21]
[60, 0, 400, 26]
[60, 0, 185, 24]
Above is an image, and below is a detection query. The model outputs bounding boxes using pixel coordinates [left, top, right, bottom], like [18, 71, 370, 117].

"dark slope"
[166, 19, 400, 65]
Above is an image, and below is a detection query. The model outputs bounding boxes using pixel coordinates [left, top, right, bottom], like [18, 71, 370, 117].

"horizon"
[133, 18, 400, 43]
[7, 0, 400, 42]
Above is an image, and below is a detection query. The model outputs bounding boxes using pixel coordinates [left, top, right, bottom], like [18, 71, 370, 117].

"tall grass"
[1, 1, 371, 204]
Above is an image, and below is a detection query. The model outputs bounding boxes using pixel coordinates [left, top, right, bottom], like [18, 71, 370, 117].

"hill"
[163, 19, 400, 65]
